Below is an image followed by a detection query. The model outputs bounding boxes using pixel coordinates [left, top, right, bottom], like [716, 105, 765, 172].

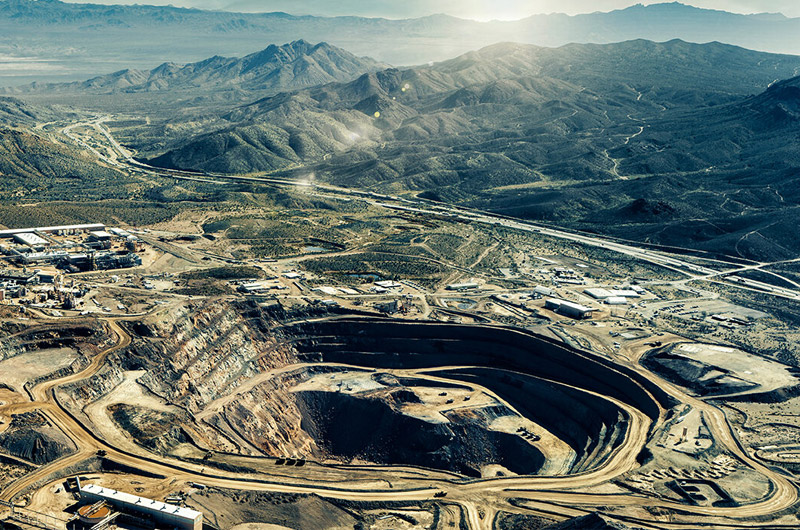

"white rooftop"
[546, 298, 593, 313]
[0, 224, 105, 236]
[584, 288, 613, 299]
[81, 484, 202, 522]
[14, 233, 48, 246]
[605, 296, 629, 305]
[609, 289, 641, 298]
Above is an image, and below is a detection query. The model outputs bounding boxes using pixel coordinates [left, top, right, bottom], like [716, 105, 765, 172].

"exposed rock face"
[285, 318, 672, 475]
[0, 324, 101, 362]
[61, 300, 303, 457]
[127, 301, 296, 412]
[545, 513, 644, 529]
[294, 389, 545, 476]
[217, 375, 318, 458]
[0, 412, 76, 465]
[108, 404, 190, 453]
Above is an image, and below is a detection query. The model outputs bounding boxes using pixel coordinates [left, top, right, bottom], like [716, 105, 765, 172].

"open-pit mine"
[2, 269, 800, 530]
[2, 108, 800, 530]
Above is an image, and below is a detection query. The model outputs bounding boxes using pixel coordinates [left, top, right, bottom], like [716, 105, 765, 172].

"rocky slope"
[59, 300, 305, 457]
[0, 128, 133, 202]
[0, 411, 76, 465]
[5, 40, 384, 96]
[146, 40, 800, 261]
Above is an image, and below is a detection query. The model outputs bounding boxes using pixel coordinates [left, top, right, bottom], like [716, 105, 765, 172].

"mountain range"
[136, 39, 800, 261]
[3, 40, 384, 97]
[146, 39, 800, 174]
[4, 32, 800, 261]
[3, 1, 800, 85]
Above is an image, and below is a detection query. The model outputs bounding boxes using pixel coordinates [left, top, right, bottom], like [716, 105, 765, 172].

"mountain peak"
[4, 40, 385, 96]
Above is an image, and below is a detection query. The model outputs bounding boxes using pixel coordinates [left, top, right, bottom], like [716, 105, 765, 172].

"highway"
[1, 117, 794, 528]
[61, 116, 800, 303]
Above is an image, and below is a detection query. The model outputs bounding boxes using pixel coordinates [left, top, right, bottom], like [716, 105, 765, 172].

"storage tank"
[78, 503, 112, 525]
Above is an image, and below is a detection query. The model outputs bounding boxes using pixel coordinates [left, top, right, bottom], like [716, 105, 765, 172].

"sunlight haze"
[58, 0, 800, 19]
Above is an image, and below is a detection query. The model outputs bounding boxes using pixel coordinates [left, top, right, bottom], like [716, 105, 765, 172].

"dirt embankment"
[60, 300, 303, 456]
[0, 324, 104, 362]
[295, 388, 546, 476]
[0, 411, 76, 465]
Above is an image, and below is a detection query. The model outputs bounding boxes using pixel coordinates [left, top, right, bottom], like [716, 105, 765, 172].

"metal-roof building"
[0, 224, 105, 237]
[108, 227, 132, 237]
[584, 288, 614, 299]
[79, 484, 203, 530]
[585, 287, 642, 299]
[609, 289, 641, 298]
[605, 296, 629, 305]
[13, 233, 49, 247]
[0, 269, 40, 285]
[544, 298, 594, 319]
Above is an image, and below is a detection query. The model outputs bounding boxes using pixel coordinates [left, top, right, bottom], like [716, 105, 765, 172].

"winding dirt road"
[1, 314, 797, 529]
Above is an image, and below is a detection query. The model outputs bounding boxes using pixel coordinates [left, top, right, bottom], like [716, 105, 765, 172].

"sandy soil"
[675, 342, 797, 395]
[81, 370, 182, 455]
[0, 347, 78, 394]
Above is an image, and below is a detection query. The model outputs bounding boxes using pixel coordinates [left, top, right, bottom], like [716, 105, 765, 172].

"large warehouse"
[79, 484, 203, 530]
[544, 298, 594, 319]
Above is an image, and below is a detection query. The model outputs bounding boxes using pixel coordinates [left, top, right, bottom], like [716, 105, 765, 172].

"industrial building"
[88, 230, 113, 242]
[604, 296, 629, 305]
[544, 298, 594, 319]
[446, 282, 479, 291]
[93, 251, 142, 270]
[0, 269, 41, 285]
[375, 299, 403, 313]
[374, 280, 402, 289]
[584, 287, 644, 300]
[108, 227, 132, 237]
[13, 233, 49, 247]
[79, 484, 203, 530]
[0, 223, 105, 237]
[1, 223, 142, 273]
[238, 281, 270, 294]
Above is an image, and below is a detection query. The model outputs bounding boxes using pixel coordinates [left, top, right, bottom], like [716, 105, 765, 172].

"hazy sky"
[60, 1, 800, 20]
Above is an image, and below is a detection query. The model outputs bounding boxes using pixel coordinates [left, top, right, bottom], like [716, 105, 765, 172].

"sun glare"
[457, 0, 546, 21]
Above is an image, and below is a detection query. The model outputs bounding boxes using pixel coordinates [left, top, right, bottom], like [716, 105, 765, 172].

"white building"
[605, 296, 628, 305]
[0, 223, 105, 237]
[584, 288, 614, 299]
[79, 484, 203, 530]
[13, 233, 48, 247]
[544, 298, 593, 319]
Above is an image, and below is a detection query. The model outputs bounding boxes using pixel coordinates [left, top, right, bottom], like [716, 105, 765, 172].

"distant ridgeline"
[1, 0, 800, 82]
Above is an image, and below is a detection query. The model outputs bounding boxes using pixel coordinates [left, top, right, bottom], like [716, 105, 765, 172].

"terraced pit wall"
[284, 318, 675, 475]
